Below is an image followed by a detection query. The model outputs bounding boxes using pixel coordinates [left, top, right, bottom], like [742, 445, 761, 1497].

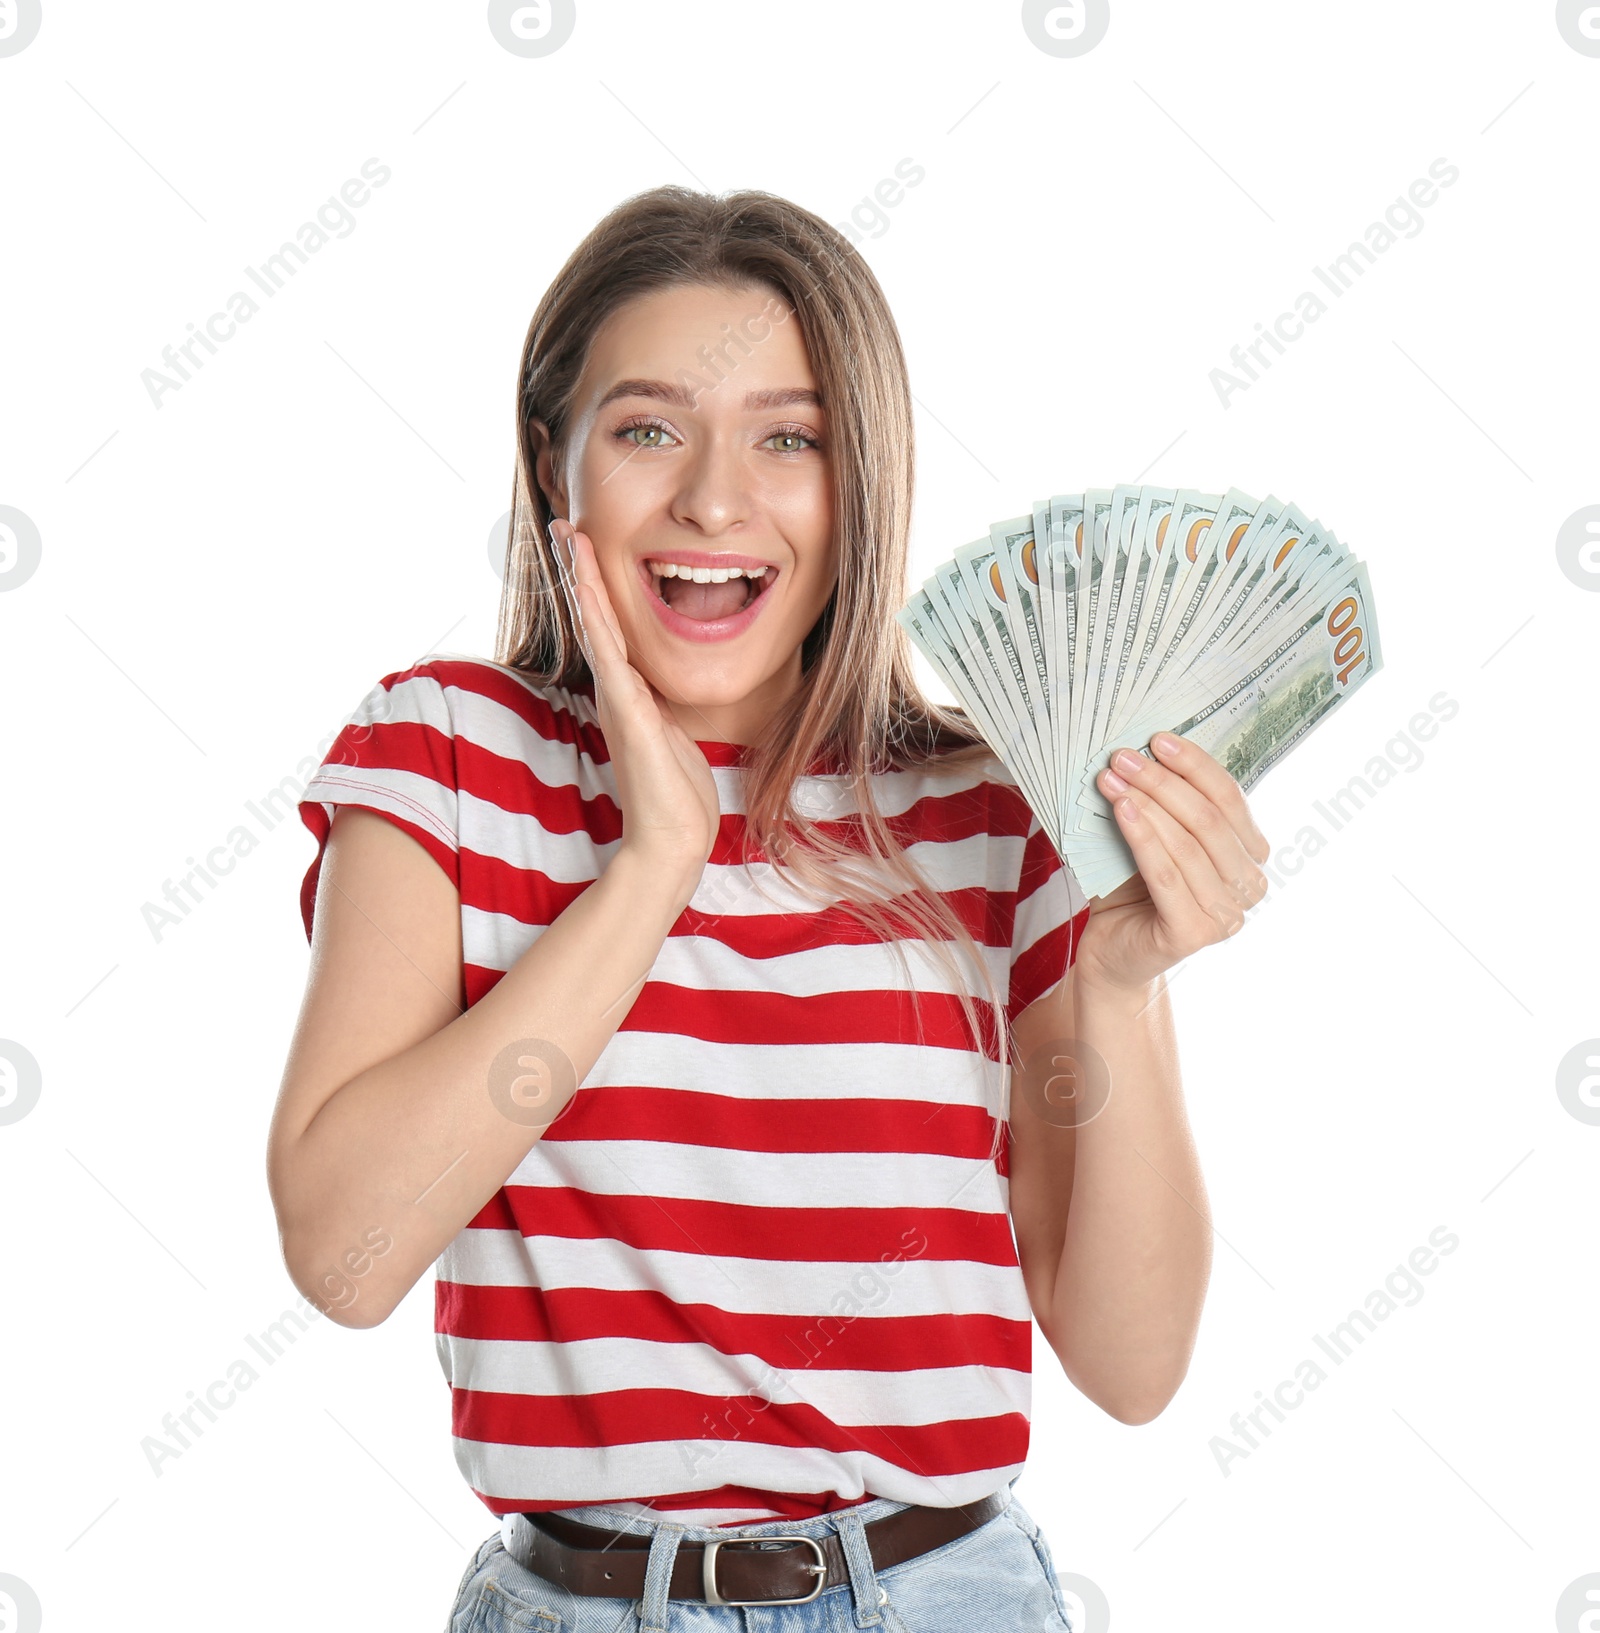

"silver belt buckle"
[702, 1534, 827, 1606]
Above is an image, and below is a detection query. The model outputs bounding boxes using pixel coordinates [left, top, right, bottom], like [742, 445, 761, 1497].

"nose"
[668, 427, 754, 538]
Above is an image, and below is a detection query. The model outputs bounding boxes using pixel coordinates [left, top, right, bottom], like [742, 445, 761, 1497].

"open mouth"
[641, 559, 780, 623]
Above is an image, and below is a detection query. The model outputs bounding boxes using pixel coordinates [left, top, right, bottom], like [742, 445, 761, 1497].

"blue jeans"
[445, 1478, 1073, 1631]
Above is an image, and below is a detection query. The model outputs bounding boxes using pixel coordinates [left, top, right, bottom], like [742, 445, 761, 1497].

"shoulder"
[296, 656, 601, 939]
[341, 654, 602, 764]
[309, 652, 603, 823]
[345, 651, 566, 720]
[970, 753, 1035, 838]
[899, 746, 1035, 846]
[853, 748, 1031, 880]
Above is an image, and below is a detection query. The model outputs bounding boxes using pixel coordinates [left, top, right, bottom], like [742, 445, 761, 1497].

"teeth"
[649, 559, 769, 584]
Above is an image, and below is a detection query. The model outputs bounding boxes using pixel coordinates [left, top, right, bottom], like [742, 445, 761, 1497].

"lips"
[635, 554, 782, 644]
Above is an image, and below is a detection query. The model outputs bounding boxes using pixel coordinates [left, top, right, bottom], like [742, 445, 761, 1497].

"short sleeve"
[296, 662, 461, 943]
[1006, 803, 1091, 1026]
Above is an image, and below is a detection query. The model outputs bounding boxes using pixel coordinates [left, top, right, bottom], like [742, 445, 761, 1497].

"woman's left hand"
[1076, 731, 1272, 993]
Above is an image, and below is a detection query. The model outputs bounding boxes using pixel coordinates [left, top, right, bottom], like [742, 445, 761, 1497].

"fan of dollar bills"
[895, 486, 1383, 899]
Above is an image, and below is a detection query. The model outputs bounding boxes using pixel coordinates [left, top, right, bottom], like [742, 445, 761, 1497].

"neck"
[662, 655, 805, 746]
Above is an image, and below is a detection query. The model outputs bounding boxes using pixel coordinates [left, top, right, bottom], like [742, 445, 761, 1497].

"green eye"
[765, 429, 819, 454]
[623, 424, 674, 448]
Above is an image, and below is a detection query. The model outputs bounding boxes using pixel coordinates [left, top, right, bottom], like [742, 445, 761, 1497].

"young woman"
[269, 185, 1270, 1632]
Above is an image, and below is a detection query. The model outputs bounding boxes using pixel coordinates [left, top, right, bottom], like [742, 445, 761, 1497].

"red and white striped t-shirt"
[297, 654, 1089, 1527]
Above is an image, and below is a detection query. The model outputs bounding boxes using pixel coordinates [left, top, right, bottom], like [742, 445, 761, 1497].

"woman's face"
[536, 280, 836, 745]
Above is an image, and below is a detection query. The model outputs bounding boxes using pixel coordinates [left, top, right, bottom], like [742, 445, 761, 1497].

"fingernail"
[1118, 797, 1139, 823]
[1153, 732, 1180, 755]
[1113, 749, 1144, 777]
[1102, 769, 1128, 795]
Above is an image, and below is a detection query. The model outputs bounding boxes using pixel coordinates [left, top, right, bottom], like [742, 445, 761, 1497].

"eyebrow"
[594, 378, 824, 414]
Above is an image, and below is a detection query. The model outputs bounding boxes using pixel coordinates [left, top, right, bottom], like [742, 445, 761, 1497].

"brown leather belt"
[502, 1489, 1012, 1607]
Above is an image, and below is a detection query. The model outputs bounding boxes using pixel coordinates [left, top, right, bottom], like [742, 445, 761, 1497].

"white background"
[2, 3, 1597, 1630]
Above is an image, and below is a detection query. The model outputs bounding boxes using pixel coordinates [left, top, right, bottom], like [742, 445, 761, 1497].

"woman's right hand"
[551, 519, 721, 899]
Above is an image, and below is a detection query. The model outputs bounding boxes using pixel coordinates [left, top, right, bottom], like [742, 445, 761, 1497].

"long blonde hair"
[496, 184, 1035, 1163]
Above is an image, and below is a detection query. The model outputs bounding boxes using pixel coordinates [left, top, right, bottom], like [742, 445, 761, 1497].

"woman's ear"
[527, 417, 568, 518]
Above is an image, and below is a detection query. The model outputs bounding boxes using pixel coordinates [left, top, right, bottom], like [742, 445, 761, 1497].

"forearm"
[1046, 969, 1212, 1422]
[279, 848, 693, 1325]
